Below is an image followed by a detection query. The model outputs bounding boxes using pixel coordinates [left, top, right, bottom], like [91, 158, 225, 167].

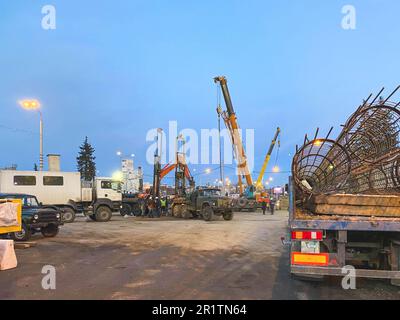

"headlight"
[212, 202, 217, 206]
[34, 214, 39, 220]
[56, 213, 61, 219]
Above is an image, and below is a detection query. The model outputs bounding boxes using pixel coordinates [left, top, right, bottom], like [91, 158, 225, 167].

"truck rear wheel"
[131, 203, 142, 216]
[181, 205, 191, 219]
[11, 223, 31, 242]
[172, 205, 182, 218]
[41, 224, 59, 238]
[202, 206, 214, 221]
[95, 206, 112, 222]
[120, 203, 131, 216]
[62, 208, 76, 223]
[223, 211, 234, 221]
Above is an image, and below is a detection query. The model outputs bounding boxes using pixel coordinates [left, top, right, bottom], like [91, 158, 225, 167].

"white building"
[121, 159, 143, 194]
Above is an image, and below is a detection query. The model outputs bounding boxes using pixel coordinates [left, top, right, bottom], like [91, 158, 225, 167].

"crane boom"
[214, 76, 253, 194]
[256, 127, 281, 188]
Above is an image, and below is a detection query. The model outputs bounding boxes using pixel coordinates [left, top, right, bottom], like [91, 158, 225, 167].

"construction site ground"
[1, 210, 400, 300]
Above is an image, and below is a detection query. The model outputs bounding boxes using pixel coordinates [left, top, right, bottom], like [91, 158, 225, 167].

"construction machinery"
[214, 76, 254, 197]
[215, 76, 282, 212]
[254, 127, 281, 206]
[256, 127, 281, 189]
[171, 187, 234, 221]
[153, 134, 195, 198]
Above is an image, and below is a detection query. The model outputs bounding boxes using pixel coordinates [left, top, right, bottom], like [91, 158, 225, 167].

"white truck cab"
[95, 177, 122, 202]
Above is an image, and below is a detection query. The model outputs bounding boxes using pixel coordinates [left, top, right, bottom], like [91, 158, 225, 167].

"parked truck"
[288, 177, 400, 285]
[0, 170, 123, 223]
[171, 187, 234, 221]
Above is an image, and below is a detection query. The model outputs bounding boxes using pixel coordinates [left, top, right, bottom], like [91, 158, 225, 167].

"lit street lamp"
[19, 99, 43, 171]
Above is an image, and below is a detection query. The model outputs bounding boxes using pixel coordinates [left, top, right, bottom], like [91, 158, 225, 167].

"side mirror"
[39, 202, 43, 206]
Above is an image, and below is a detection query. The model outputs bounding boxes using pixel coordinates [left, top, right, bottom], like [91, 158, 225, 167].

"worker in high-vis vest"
[160, 198, 167, 216]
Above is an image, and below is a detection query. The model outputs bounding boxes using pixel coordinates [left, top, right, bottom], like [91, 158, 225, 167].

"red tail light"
[291, 230, 323, 241]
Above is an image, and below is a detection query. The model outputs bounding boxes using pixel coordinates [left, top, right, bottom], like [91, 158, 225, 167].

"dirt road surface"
[1, 210, 400, 299]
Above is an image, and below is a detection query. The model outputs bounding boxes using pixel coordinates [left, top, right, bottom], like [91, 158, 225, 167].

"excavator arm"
[160, 163, 177, 180]
[159, 162, 194, 187]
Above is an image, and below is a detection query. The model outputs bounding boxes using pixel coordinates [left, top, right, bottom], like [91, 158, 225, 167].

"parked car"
[0, 193, 63, 241]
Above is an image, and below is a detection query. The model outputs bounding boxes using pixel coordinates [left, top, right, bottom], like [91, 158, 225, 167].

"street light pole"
[19, 99, 43, 171]
[39, 111, 43, 171]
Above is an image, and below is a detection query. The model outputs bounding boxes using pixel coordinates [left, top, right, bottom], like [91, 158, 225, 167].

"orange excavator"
[153, 135, 195, 199]
[159, 160, 195, 195]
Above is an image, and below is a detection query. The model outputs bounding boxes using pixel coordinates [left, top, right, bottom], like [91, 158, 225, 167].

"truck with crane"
[214, 76, 281, 212]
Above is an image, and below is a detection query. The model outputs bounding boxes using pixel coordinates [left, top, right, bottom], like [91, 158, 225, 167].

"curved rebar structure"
[293, 86, 400, 197]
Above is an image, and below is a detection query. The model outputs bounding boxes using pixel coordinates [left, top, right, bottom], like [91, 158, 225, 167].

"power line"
[0, 124, 38, 135]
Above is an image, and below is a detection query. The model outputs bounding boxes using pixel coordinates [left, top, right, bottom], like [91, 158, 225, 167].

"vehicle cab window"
[23, 196, 39, 207]
[101, 180, 122, 193]
[190, 191, 198, 202]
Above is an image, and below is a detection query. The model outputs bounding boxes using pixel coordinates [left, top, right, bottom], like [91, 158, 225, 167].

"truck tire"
[131, 203, 142, 216]
[120, 203, 131, 216]
[172, 205, 181, 218]
[88, 214, 97, 221]
[181, 205, 191, 219]
[223, 211, 234, 221]
[41, 224, 59, 238]
[202, 206, 214, 221]
[95, 206, 112, 222]
[238, 198, 248, 207]
[62, 207, 76, 223]
[11, 223, 31, 242]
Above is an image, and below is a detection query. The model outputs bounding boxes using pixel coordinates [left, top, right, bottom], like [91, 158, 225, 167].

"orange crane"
[214, 76, 254, 196]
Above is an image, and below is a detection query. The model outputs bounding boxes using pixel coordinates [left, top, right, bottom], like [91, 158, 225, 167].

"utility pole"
[152, 128, 163, 199]
[39, 111, 43, 171]
[217, 104, 224, 192]
[19, 99, 43, 171]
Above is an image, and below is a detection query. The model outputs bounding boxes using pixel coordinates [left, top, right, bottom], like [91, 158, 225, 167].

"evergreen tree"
[76, 136, 96, 181]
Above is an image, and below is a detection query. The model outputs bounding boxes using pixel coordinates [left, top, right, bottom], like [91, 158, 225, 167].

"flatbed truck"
[288, 177, 400, 285]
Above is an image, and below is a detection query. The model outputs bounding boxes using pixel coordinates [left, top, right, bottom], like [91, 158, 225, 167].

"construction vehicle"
[150, 133, 233, 221]
[213, 76, 257, 212]
[255, 127, 281, 208]
[214, 76, 283, 212]
[255, 127, 281, 189]
[171, 187, 234, 221]
[287, 88, 400, 285]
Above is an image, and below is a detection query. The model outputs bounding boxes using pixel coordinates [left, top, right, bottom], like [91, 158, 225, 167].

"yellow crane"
[256, 127, 281, 190]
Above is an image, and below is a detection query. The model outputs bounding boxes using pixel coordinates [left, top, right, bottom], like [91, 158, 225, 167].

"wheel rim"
[63, 212, 73, 221]
[14, 229, 26, 240]
[99, 210, 109, 220]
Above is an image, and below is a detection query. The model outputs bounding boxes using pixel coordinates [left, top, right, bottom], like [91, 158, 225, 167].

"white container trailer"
[0, 170, 122, 223]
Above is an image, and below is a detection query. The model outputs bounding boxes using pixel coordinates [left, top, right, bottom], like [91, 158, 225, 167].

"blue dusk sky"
[1, 0, 400, 186]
